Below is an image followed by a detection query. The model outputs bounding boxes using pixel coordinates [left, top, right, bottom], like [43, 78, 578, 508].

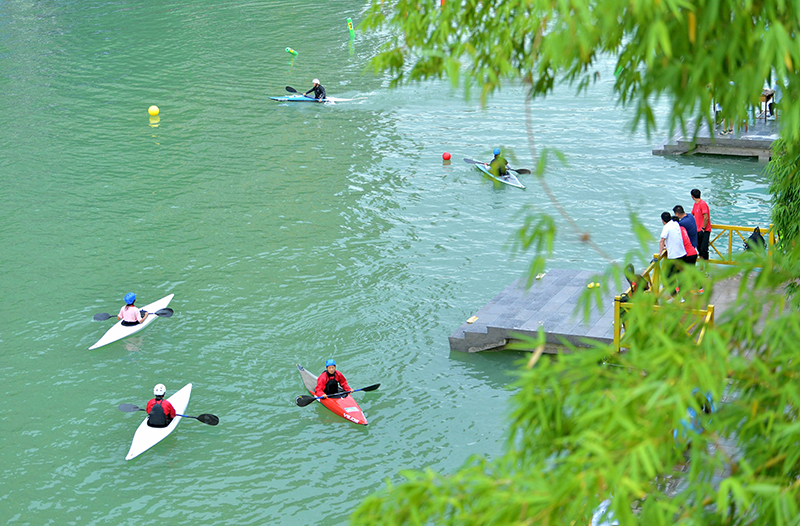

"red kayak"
[296, 364, 368, 425]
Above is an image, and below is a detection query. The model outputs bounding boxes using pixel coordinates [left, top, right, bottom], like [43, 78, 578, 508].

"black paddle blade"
[295, 395, 316, 407]
[463, 158, 481, 165]
[361, 383, 381, 392]
[93, 313, 113, 321]
[511, 168, 531, 175]
[285, 86, 298, 93]
[118, 403, 144, 412]
[196, 413, 219, 426]
[154, 308, 174, 318]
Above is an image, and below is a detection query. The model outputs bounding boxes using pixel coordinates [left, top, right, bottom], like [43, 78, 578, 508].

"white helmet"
[312, 78, 320, 85]
[153, 384, 166, 396]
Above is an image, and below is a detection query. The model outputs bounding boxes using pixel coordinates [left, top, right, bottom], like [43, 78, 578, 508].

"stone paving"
[448, 268, 745, 353]
[448, 268, 623, 353]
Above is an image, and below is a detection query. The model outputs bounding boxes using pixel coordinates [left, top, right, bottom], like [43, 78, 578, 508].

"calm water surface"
[0, 1, 771, 524]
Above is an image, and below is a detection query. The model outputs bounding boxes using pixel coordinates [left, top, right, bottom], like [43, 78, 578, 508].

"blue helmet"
[325, 359, 336, 367]
[493, 148, 501, 155]
[124, 292, 136, 305]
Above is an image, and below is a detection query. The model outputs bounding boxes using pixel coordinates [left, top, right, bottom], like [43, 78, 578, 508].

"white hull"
[125, 383, 192, 460]
[89, 294, 174, 350]
[475, 164, 525, 189]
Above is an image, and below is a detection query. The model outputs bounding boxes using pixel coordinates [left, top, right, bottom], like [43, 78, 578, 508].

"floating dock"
[449, 268, 745, 354]
[449, 269, 622, 353]
[653, 118, 778, 162]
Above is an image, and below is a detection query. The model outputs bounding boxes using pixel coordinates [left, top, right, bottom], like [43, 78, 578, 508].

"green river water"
[0, 1, 771, 524]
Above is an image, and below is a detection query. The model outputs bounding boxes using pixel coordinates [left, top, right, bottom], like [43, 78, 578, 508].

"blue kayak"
[269, 94, 352, 103]
[269, 94, 326, 103]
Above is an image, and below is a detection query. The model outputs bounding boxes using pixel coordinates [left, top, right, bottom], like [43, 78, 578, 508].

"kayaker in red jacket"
[146, 384, 176, 427]
[315, 359, 352, 398]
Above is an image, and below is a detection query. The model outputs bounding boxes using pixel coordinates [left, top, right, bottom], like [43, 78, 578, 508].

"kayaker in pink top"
[117, 292, 149, 326]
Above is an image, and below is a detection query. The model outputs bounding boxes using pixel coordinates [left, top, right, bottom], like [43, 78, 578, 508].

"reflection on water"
[120, 337, 145, 353]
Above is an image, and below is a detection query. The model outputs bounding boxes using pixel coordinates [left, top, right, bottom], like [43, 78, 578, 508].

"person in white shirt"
[659, 211, 686, 299]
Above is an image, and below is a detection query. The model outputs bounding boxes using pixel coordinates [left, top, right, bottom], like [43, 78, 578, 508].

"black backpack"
[148, 401, 168, 428]
[744, 227, 766, 251]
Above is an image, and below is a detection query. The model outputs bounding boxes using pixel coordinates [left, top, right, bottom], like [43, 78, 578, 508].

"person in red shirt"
[315, 359, 352, 399]
[146, 384, 176, 428]
[691, 189, 711, 261]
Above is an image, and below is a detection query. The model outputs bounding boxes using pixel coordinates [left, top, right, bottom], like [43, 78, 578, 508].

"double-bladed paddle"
[93, 308, 174, 321]
[463, 157, 531, 175]
[118, 403, 219, 425]
[285, 86, 314, 98]
[295, 383, 381, 407]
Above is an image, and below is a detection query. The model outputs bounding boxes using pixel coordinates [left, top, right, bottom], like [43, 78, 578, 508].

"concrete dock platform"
[449, 269, 746, 353]
[653, 119, 778, 162]
[448, 269, 622, 353]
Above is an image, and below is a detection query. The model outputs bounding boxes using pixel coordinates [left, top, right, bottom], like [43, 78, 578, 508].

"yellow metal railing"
[613, 296, 715, 352]
[611, 222, 769, 351]
[612, 253, 714, 352]
[708, 223, 775, 264]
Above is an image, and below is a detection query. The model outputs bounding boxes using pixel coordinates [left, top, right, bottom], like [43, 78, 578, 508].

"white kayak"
[474, 163, 526, 189]
[126, 383, 192, 460]
[89, 293, 174, 350]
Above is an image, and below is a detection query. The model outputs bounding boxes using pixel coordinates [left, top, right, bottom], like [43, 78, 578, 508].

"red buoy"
[442, 152, 451, 160]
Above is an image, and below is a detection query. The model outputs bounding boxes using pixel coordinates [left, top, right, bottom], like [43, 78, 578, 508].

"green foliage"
[361, 0, 800, 141]
[353, 250, 800, 525]
[510, 207, 555, 286]
[768, 139, 800, 246]
[354, 1, 800, 524]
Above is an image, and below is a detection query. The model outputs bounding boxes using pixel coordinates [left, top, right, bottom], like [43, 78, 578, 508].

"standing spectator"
[659, 211, 686, 299]
[675, 216, 698, 267]
[768, 83, 782, 119]
[673, 205, 698, 249]
[691, 189, 711, 261]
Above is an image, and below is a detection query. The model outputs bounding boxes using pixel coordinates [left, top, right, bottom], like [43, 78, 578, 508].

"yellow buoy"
[148, 105, 159, 116]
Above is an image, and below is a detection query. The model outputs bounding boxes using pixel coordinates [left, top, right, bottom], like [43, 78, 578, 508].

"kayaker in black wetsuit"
[304, 78, 326, 102]
[488, 148, 510, 177]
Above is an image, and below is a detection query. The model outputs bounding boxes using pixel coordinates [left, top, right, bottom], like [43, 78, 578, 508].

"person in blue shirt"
[674, 389, 715, 445]
[673, 205, 698, 249]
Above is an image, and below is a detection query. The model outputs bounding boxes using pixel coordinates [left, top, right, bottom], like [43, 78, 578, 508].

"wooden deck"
[652, 118, 778, 162]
